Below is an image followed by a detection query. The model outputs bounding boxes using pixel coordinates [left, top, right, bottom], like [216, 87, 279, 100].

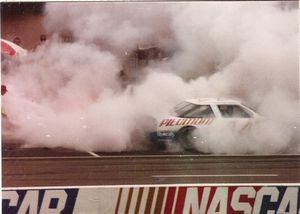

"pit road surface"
[3, 147, 300, 187]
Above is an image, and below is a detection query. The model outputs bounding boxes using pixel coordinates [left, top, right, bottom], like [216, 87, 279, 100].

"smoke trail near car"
[2, 2, 298, 153]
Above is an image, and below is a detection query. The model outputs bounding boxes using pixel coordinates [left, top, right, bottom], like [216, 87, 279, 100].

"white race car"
[150, 98, 261, 150]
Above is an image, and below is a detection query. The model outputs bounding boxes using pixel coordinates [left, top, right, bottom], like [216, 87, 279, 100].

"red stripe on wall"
[164, 187, 176, 214]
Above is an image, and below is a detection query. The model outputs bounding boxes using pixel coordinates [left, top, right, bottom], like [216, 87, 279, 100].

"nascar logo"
[3, 186, 300, 214]
[115, 186, 300, 214]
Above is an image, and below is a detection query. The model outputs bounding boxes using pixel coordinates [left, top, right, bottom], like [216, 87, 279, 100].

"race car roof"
[185, 98, 242, 105]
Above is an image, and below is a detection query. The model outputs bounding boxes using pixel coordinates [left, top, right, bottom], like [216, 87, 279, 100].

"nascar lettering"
[114, 186, 300, 214]
[2, 189, 78, 214]
[2, 186, 300, 214]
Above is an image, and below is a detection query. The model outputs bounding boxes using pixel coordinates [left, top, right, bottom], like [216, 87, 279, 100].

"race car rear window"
[218, 105, 252, 118]
[176, 104, 215, 118]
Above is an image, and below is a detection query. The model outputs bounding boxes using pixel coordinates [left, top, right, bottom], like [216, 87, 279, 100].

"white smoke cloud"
[44, 3, 174, 58]
[2, 2, 299, 153]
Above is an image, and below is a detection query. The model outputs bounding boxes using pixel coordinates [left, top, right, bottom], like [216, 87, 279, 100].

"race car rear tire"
[176, 126, 197, 150]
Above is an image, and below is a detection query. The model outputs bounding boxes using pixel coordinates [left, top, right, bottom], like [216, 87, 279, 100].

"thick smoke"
[44, 3, 174, 60]
[2, 2, 299, 153]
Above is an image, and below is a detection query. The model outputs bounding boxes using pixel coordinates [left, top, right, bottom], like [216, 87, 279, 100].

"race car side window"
[174, 102, 197, 116]
[218, 105, 251, 118]
[181, 105, 215, 118]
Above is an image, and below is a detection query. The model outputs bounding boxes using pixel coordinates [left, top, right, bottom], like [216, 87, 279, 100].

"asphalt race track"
[3, 145, 300, 187]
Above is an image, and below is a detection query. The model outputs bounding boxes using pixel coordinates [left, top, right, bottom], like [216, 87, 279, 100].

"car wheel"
[176, 126, 198, 150]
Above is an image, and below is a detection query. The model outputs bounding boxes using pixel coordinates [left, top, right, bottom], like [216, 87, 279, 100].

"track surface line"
[153, 174, 278, 178]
